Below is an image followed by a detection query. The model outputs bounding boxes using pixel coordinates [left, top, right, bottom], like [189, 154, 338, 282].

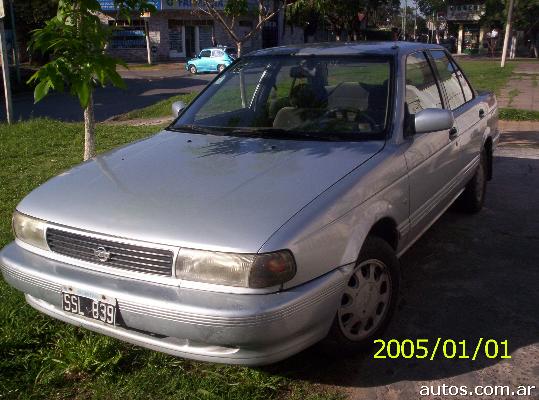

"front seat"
[273, 83, 326, 129]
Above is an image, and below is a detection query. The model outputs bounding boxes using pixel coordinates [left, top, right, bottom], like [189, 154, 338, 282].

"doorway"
[185, 26, 196, 58]
[168, 20, 183, 58]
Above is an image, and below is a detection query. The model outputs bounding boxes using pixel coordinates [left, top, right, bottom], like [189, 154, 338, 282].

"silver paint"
[0, 42, 499, 365]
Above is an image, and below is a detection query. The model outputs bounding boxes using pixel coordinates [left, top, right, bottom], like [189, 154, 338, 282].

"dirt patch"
[101, 117, 173, 127]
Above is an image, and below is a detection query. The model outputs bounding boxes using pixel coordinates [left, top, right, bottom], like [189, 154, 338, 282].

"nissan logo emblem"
[94, 246, 111, 262]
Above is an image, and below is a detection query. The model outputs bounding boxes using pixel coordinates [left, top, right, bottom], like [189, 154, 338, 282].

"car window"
[174, 56, 392, 141]
[200, 50, 211, 58]
[450, 59, 474, 101]
[212, 50, 224, 57]
[405, 52, 443, 115]
[430, 50, 466, 110]
[191, 64, 265, 122]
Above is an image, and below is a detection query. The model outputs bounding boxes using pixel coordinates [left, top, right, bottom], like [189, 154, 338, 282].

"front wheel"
[217, 64, 226, 73]
[325, 236, 400, 352]
[188, 65, 197, 75]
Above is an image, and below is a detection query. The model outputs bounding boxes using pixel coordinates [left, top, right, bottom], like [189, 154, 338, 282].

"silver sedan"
[1, 42, 498, 365]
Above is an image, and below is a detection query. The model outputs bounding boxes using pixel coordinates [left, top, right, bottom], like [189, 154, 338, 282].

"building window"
[168, 20, 183, 53]
[199, 25, 213, 49]
[109, 20, 146, 49]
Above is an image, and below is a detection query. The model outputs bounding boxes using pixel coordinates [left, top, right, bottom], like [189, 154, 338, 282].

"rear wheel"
[458, 149, 487, 213]
[217, 64, 226, 73]
[325, 236, 400, 352]
[188, 65, 197, 75]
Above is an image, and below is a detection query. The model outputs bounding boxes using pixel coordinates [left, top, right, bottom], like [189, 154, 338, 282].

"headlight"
[12, 210, 48, 250]
[175, 248, 296, 288]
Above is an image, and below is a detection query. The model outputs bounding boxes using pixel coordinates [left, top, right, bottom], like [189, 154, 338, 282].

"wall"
[99, 9, 299, 62]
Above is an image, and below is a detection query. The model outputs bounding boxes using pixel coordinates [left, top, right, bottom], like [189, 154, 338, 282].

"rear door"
[211, 49, 225, 71]
[428, 50, 484, 183]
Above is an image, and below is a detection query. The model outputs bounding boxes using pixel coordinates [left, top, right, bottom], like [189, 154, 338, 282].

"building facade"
[98, 0, 303, 62]
[445, 1, 487, 54]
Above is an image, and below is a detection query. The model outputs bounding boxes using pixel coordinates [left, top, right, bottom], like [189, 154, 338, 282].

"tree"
[192, 0, 291, 56]
[11, 0, 58, 44]
[288, 0, 399, 42]
[481, 0, 539, 57]
[27, 0, 156, 161]
[415, 0, 445, 16]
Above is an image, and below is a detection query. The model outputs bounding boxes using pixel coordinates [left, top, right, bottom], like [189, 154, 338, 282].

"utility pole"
[414, 6, 417, 41]
[500, 0, 514, 68]
[0, 0, 13, 123]
[403, 0, 407, 40]
[8, 0, 19, 83]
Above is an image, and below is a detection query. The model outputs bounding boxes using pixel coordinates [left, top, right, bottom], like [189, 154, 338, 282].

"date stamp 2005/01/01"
[373, 338, 511, 361]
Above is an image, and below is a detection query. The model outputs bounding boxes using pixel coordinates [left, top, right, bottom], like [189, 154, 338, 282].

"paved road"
[264, 125, 539, 399]
[0, 68, 214, 122]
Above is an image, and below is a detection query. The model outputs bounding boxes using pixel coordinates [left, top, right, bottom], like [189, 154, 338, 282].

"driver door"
[403, 51, 456, 241]
[198, 49, 212, 72]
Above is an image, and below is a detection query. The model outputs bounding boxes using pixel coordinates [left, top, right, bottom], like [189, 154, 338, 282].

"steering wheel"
[322, 107, 378, 130]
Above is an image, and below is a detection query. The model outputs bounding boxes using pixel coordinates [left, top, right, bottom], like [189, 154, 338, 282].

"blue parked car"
[186, 47, 236, 74]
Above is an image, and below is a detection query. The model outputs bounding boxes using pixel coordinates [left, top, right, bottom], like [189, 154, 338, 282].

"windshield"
[173, 55, 392, 141]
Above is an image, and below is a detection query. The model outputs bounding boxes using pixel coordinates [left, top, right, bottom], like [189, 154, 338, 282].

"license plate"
[61, 289, 116, 326]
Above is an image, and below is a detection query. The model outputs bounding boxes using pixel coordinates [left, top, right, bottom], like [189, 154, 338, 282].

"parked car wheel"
[325, 236, 400, 352]
[188, 65, 197, 75]
[217, 64, 226, 73]
[458, 149, 487, 213]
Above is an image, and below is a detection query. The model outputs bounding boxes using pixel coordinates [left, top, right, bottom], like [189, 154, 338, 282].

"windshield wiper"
[226, 127, 350, 141]
[169, 125, 376, 142]
[168, 124, 222, 135]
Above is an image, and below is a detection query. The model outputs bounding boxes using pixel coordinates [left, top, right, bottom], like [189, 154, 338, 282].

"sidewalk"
[498, 61, 539, 111]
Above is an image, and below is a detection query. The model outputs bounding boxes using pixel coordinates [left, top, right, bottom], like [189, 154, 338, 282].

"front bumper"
[0, 242, 348, 365]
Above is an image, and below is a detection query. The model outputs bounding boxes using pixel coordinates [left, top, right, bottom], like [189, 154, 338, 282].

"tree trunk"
[83, 91, 96, 161]
[236, 41, 242, 58]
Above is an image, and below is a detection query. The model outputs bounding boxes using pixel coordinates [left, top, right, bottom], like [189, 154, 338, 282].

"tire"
[324, 236, 400, 353]
[458, 149, 487, 213]
[188, 65, 197, 75]
[217, 64, 226, 73]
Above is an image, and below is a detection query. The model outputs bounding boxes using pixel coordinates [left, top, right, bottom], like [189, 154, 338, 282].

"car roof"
[246, 41, 446, 57]
[201, 47, 235, 52]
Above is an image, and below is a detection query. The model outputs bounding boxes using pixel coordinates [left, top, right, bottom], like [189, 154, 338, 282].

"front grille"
[46, 228, 174, 276]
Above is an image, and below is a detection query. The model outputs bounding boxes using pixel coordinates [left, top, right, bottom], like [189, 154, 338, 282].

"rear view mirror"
[172, 101, 187, 117]
[414, 108, 454, 134]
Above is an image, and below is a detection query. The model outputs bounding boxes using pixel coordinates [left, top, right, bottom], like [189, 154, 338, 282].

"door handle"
[449, 126, 458, 140]
[479, 108, 486, 119]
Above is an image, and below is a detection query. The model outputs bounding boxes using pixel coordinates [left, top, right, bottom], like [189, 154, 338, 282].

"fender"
[259, 146, 410, 289]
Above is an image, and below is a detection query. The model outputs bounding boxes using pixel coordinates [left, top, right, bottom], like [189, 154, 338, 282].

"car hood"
[18, 131, 384, 252]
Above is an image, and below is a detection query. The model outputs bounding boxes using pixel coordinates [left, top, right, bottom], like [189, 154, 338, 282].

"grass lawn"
[457, 59, 516, 95]
[113, 92, 198, 121]
[0, 119, 341, 400]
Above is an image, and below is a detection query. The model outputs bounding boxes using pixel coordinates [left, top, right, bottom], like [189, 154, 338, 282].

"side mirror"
[172, 101, 187, 117]
[413, 108, 454, 134]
